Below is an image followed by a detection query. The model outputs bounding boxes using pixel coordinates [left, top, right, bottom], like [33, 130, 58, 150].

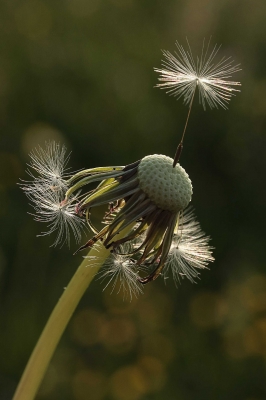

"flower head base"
[22, 143, 213, 294]
[69, 154, 192, 283]
[138, 154, 192, 212]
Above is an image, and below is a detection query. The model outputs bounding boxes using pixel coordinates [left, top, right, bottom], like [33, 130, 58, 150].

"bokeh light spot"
[109, 0, 133, 8]
[72, 369, 106, 400]
[38, 365, 58, 398]
[223, 330, 247, 359]
[14, 0, 52, 40]
[137, 356, 166, 392]
[136, 290, 173, 331]
[67, 0, 100, 18]
[70, 308, 105, 347]
[110, 365, 147, 400]
[100, 316, 137, 354]
[140, 333, 176, 364]
[21, 122, 66, 156]
[103, 286, 138, 314]
[241, 275, 266, 314]
[190, 291, 228, 329]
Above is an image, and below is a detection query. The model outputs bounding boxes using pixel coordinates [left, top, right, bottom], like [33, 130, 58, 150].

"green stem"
[13, 227, 132, 400]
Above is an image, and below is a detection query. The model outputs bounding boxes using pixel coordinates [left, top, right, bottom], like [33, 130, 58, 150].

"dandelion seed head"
[154, 39, 241, 110]
[138, 154, 192, 212]
[21, 141, 214, 290]
[70, 153, 194, 284]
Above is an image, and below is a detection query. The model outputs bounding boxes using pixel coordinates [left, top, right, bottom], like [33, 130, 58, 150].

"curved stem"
[13, 226, 132, 400]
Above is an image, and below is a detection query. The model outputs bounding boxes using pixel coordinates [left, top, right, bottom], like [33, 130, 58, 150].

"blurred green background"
[1, 0, 266, 399]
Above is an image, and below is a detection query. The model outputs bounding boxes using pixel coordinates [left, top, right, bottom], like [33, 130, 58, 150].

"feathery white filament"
[31, 185, 84, 246]
[99, 244, 143, 299]
[27, 142, 70, 191]
[154, 39, 241, 109]
[22, 142, 85, 246]
[164, 209, 214, 284]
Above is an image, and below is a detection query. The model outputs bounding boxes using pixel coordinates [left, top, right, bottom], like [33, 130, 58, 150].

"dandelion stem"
[173, 86, 196, 167]
[12, 226, 132, 400]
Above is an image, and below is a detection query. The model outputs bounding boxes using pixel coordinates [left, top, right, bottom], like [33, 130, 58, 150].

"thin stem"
[12, 226, 132, 400]
[173, 85, 197, 167]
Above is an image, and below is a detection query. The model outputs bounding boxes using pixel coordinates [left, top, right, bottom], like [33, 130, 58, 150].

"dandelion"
[14, 38, 232, 400]
[154, 39, 241, 166]
[65, 153, 193, 284]
[22, 143, 214, 286]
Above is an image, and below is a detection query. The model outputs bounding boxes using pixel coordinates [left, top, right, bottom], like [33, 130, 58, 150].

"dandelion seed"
[163, 208, 214, 285]
[21, 142, 85, 246]
[155, 39, 241, 166]
[98, 244, 143, 299]
[26, 142, 70, 192]
[154, 38, 241, 110]
[33, 189, 84, 247]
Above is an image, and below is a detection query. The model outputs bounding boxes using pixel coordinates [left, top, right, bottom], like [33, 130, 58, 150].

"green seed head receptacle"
[138, 154, 192, 212]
